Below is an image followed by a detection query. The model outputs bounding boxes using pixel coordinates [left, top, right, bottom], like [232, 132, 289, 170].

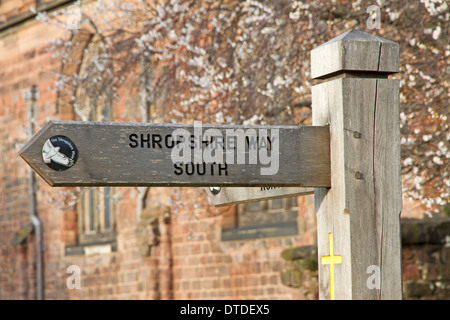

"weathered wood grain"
[20, 121, 330, 188]
[312, 29, 402, 300]
[311, 29, 399, 79]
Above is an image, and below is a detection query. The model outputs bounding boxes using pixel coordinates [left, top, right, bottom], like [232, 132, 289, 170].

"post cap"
[311, 29, 399, 79]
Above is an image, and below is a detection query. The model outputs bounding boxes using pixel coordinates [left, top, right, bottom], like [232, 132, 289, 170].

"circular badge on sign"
[42, 135, 78, 171]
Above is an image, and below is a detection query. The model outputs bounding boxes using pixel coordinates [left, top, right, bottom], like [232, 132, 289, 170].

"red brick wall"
[0, 16, 315, 300]
[0, 17, 63, 300]
[169, 189, 314, 300]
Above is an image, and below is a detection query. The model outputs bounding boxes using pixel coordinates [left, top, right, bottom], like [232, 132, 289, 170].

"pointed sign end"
[18, 120, 67, 188]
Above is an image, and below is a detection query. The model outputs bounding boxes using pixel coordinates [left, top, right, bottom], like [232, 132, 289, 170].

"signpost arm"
[312, 29, 402, 299]
[19, 122, 330, 188]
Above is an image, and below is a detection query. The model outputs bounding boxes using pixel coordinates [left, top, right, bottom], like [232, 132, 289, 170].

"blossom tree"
[37, 0, 448, 215]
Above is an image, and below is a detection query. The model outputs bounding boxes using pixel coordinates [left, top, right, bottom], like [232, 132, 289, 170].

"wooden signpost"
[19, 121, 330, 188]
[19, 29, 403, 300]
[204, 186, 313, 207]
[312, 29, 402, 299]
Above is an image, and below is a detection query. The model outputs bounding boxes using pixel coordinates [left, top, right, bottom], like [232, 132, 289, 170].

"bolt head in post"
[210, 187, 221, 195]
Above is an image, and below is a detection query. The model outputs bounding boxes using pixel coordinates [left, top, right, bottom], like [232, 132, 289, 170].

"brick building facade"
[0, 1, 447, 300]
[0, 0, 318, 300]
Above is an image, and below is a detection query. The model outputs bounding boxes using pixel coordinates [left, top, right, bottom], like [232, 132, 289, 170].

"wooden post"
[312, 29, 403, 300]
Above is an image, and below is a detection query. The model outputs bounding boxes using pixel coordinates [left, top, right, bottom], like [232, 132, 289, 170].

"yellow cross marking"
[321, 233, 342, 300]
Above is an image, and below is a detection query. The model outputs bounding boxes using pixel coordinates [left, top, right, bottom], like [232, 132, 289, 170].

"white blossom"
[432, 26, 442, 40]
[433, 156, 444, 165]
